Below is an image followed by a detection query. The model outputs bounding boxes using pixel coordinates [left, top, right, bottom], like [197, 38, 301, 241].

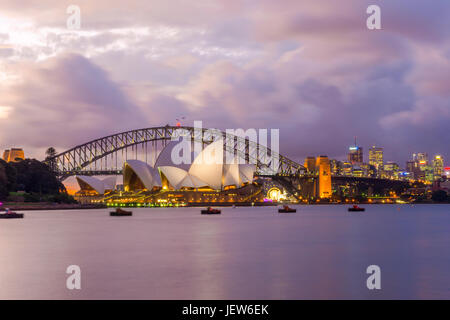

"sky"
[0, 0, 449, 168]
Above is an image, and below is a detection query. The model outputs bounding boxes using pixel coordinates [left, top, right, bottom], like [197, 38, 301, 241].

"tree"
[431, 190, 449, 203]
[0, 159, 17, 200]
[11, 159, 66, 194]
[45, 147, 57, 172]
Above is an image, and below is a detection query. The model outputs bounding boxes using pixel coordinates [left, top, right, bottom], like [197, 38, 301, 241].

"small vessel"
[348, 204, 365, 212]
[201, 207, 221, 215]
[278, 205, 296, 213]
[0, 209, 24, 219]
[110, 208, 133, 216]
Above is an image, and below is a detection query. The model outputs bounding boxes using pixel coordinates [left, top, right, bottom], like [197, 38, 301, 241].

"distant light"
[349, 147, 358, 151]
[435, 155, 441, 159]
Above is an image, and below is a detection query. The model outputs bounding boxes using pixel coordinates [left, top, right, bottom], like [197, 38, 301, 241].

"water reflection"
[0, 205, 449, 299]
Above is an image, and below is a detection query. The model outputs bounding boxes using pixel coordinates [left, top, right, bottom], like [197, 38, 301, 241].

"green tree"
[0, 159, 17, 199]
[11, 159, 66, 194]
[45, 147, 57, 172]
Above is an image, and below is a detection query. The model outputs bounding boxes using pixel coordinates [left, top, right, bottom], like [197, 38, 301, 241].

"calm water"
[0, 205, 449, 300]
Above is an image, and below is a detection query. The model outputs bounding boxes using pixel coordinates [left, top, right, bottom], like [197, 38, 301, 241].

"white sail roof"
[223, 163, 240, 186]
[76, 176, 106, 194]
[147, 139, 257, 190]
[124, 160, 162, 191]
[159, 166, 189, 190]
[188, 140, 224, 190]
[102, 176, 117, 191]
[239, 164, 256, 183]
[180, 174, 208, 188]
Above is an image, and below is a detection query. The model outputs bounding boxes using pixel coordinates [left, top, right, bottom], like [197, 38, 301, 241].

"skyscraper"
[433, 155, 444, 180]
[347, 137, 363, 164]
[412, 152, 429, 181]
[369, 146, 383, 174]
[413, 152, 428, 165]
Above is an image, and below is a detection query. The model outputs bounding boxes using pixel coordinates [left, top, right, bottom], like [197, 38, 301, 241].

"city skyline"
[0, 1, 449, 167]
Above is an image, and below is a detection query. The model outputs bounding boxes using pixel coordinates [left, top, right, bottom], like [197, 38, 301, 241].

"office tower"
[348, 146, 363, 164]
[369, 146, 383, 177]
[413, 152, 428, 165]
[433, 155, 444, 180]
[383, 162, 399, 179]
[329, 159, 341, 176]
[347, 137, 363, 164]
[445, 167, 450, 179]
[369, 146, 383, 170]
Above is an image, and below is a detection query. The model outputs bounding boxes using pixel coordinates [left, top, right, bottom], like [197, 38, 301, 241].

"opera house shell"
[76, 176, 117, 195]
[123, 141, 256, 192]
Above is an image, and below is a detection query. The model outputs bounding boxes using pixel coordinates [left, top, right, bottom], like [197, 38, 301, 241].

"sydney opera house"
[75, 141, 265, 206]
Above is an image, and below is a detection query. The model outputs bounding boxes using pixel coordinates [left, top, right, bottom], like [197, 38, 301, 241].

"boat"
[278, 205, 296, 213]
[110, 208, 133, 216]
[0, 212, 24, 219]
[201, 207, 221, 215]
[348, 205, 365, 212]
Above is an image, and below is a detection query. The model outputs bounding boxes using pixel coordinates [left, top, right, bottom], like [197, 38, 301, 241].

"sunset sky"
[0, 0, 449, 167]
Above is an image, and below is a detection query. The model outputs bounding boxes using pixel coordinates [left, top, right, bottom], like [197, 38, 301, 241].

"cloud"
[0, 0, 449, 166]
[0, 54, 147, 155]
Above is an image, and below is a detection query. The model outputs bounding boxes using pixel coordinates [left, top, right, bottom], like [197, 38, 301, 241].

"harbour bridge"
[46, 125, 306, 181]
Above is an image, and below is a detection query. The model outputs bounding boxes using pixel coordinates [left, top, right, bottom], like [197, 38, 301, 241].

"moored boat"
[278, 205, 296, 213]
[0, 212, 24, 219]
[201, 207, 221, 215]
[348, 205, 365, 212]
[110, 208, 133, 216]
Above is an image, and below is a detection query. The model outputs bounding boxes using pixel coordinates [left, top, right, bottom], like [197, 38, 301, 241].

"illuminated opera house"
[75, 141, 263, 206]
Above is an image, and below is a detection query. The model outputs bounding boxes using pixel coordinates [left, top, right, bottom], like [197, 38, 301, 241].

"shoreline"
[1, 202, 448, 211]
[0, 203, 107, 211]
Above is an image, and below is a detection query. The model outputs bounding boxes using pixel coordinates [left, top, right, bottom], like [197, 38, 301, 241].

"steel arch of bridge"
[46, 126, 305, 180]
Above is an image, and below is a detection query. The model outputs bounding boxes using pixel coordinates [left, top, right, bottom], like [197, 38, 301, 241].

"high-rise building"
[2, 148, 25, 162]
[348, 146, 363, 164]
[342, 161, 353, 176]
[369, 146, 383, 175]
[315, 156, 332, 199]
[413, 152, 428, 165]
[329, 159, 341, 176]
[412, 153, 429, 181]
[433, 155, 444, 180]
[383, 162, 399, 179]
[406, 160, 419, 179]
[445, 167, 450, 179]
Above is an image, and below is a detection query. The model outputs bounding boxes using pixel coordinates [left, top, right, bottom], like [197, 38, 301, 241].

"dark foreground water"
[0, 204, 449, 299]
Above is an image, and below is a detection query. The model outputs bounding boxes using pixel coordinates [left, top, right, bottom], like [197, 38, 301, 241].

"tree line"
[0, 148, 75, 203]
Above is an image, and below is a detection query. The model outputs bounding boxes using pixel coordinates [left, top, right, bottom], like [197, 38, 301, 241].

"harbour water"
[0, 204, 449, 299]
